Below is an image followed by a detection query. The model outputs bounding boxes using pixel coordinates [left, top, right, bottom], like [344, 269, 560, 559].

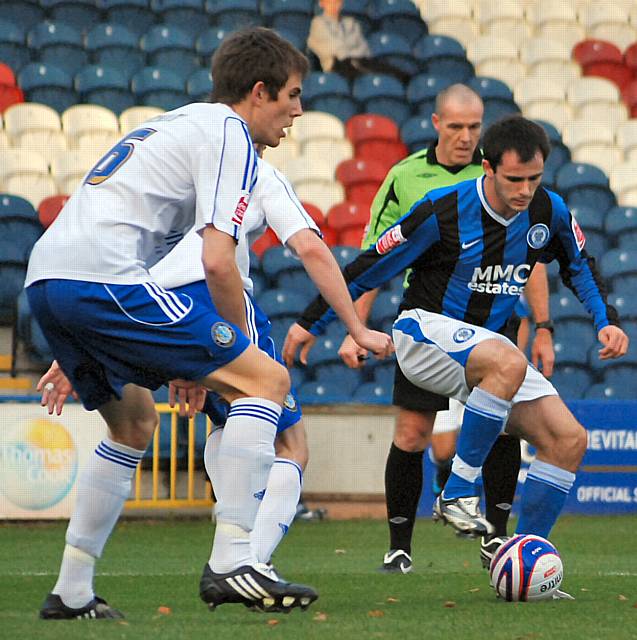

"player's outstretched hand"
[350, 328, 394, 361]
[597, 325, 629, 360]
[531, 329, 555, 377]
[338, 333, 368, 369]
[283, 323, 316, 367]
[169, 379, 207, 418]
[37, 360, 78, 416]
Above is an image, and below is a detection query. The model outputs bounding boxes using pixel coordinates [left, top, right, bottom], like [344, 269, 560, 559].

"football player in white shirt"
[28, 27, 394, 620]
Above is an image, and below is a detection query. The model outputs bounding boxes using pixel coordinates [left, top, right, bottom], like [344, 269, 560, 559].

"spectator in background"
[308, 0, 409, 84]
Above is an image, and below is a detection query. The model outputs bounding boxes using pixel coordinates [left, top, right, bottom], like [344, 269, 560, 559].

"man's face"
[251, 72, 303, 147]
[432, 98, 483, 166]
[484, 150, 544, 217]
[320, 0, 343, 16]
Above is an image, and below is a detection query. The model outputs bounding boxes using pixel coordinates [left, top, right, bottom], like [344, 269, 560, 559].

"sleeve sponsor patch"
[376, 225, 406, 255]
[571, 216, 586, 251]
[231, 191, 251, 226]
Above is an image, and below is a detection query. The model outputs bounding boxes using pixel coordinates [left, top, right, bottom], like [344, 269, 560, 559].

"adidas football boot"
[39, 593, 124, 620]
[433, 495, 495, 538]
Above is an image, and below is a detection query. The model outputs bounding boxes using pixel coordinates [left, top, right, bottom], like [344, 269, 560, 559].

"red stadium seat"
[338, 225, 366, 248]
[0, 62, 16, 87]
[335, 158, 388, 207]
[356, 140, 408, 171]
[572, 39, 632, 89]
[251, 227, 279, 258]
[300, 201, 325, 226]
[0, 84, 23, 113]
[346, 113, 400, 146]
[319, 225, 338, 247]
[621, 80, 637, 117]
[327, 201, 370, 231]
[38, 194, 69, 228]
[625, 42, 637, 78]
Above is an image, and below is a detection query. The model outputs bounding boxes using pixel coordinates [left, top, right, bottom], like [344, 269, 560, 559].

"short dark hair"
[211, 27, 309, 104]
[482, 116, 551, 170]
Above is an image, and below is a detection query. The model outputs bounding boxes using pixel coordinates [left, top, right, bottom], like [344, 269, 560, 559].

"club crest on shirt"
[526, 223, 550, 250]
[211, 322, 236, 347]
[453, 327, 475, 343]
[376, 225, 406, 255]
[283, 392, 297, 412]
[571, 217, 586, 251]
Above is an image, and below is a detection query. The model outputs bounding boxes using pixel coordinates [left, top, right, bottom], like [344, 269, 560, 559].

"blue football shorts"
[26, 279, 251, 411]
[175, 280, 302, 434]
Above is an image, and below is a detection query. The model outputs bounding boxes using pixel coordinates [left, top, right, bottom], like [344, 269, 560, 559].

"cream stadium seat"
[514, 78, 572, 131]
[477, 0, 531, 40]
[50, 149, 97, 194]
[427, 18, 479, 48]
[3, 174, 57, 208]
[262, 136, 300, 174]
[302, 138, 353, 169]
[476, 59, 527, 90]
[0, 149, 49, 183]
[62, 104, 120, 152]
[0, 130, 9, 149]
[286, 156, 336, 190]
[526, 0, 577, 30]
[294, 181, 344, 214]
[572, 146, 622, 177]
[119, 106, 164, 133]
[467, 35, 525, 87]
[616, 121, 637, 162]
[289, 110, 345, 146]
[590, 24, 637, 52]
[562, 120, 616, 152]
[610, 164, 637, 206]
[580, 2, 636, 50]
[567, 77, 626, 121]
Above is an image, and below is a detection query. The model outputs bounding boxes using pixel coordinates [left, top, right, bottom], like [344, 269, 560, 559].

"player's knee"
[394, 409, 435, 451]
[494, 348, 527, 394]
[562, 423, 587, 465]
[107, 411, 158, 451]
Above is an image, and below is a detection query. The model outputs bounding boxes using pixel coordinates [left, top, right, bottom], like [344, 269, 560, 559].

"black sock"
[434, 457, 453, 495]
[482, 434, 521, 537]
[385, 443, 424, 555]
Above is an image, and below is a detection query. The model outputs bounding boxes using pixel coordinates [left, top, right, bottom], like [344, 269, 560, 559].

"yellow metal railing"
[125, 403, 214, 509]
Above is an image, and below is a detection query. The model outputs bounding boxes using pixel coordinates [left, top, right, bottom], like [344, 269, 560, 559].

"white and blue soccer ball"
[489, 534, 563, 602]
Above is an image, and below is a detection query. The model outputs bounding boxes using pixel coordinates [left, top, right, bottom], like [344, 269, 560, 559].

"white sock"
[251, 458, 303, 564]
[209, 398, 279, 573]
[54, 438, 143, 607]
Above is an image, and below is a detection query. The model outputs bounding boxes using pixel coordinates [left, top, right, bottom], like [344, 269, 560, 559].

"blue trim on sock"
[274, 458, 303, 485]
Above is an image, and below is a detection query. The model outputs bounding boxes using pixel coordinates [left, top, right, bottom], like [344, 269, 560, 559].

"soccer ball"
[489, 534, 563, 602]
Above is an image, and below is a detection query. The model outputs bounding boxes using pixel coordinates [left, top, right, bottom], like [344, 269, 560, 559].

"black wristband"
[535, 321, 554, 334]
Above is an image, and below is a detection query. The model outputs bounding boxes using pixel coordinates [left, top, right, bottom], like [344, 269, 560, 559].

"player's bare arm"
[339, 289, 381, 368]
[597, 325, 629, 360]
[524, 263, 555, 377]
[37, 360, 79, 416]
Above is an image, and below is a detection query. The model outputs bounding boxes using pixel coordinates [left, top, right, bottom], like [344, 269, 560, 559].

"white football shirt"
[150, 159, 320, 295]
[26, 103, 258, 286]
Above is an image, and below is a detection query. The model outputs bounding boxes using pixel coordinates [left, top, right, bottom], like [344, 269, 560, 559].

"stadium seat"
[549, 291, 589, 322]
[276, 270, 315, 300]
[477, 0, 530, 41]
[195, 27, 229, 63]
[304, 335, 343, 368]
[413, 34, 474, 83]
[352, 381, 392, 404]
[610, 164, 637, 207]
[604, 205, 637, 239]
[616, 121, 637, 162]
[581, 2, 636, 52]
[262, 136, 299, 174]
[523, 37, 581, 90]
[0, 262, 28, 324]
[563, 120, 622, 176]
[572, 39, 631, 89]
[285, 156, 336, 190]
[1, 1, 45, 32]
[622, 81, 637, 119]
[583, 382, 621, 400]
[369, 291, 402, 326]
[331, 244, 359, 269]
[299, 201, 325, 227]
[18, 63, 77, 113]
[75, 65, 135, 115]
[625, 42, 637, 79]
[556, 162, 615, 213]
[336, 158, 388, 206]
[141, 25, 199, 77]
[0, 193, 37, 224]
[131, 66, 188, 111]
[526, 0, 576, 31]
[514, 78, 571, 131]
[567, 76, 627, 123]
[40, 0, 102, 34]
[261, 0, 313, 38]
[366, 31, 419, 76]
[301, 72, 358, 123]
[372, 0, 427, 46]
[50, 149, 96, 193]
[600, 248, 637, 280]
[292, 110, 346, 148]
[468, 76, 513, 102]
[0, 149, 48, 184]
[406, 73, 453, 110]
[294, 182, 344, 214]
[345, 113, 404, 165]
[550, 365, 593, 400]
[27, 22, 87, 77]
[400, 115, 436, 153]
[62, 104, 120, 150]
[257, 288, 307, 319]
[37, 194, 69, 228]
[0, 19, 30, 74]
[0, 85, 24, 114]
[260, 245, 304, 283]
[327, 201, 369, 233]
[101, 0, 157, 38]
[151, 0, 208, 39]
[0, 213, 42, 261]
[86, 24, 146, 79]
[0, 62, 16, 87]
[205, 0, 260, 30]
[338, 226, 366, 247]
[251, 227, 279, 259]
[570, 205, 604, 233]
[553, 319, 596, 349]
[351, 73, 409, 127]
[297, 380, 353, 404]
[482, 98, 520, 129]
[608, 292, 637, 321]
[4, 102, 66, 160]
[467, 35, 519, 76]
[120, 105, 164, 132]
[187, 67, 213, 101]
[314, 363, 362, 394]
[552, 339, 589, 366]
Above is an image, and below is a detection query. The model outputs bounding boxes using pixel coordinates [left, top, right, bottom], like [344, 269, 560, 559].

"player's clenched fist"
[597, 325, 629, 360]
[349, 327, 394, 361]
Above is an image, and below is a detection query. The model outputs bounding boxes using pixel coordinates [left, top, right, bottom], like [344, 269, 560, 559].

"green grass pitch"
[2, 516, 636, 639]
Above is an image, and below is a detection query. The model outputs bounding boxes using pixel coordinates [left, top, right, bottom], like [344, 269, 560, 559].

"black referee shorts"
[392, 362, 449, 413]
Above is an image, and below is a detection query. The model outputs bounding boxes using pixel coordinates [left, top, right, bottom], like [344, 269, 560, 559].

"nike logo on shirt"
[462, 239, 480, 250]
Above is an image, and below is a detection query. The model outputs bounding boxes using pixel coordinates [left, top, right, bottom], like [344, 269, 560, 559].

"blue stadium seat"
[557, 163, 615, 213]
[535, 120, 571, 170]
[257, 288, 308, 319]
[0, 194, 37, 220]
[413, 34, 474, 83]
[604, 205, 637, 241]
[276, 271, 316, 303]
[187, 67, 212, 101]
[18, 62, 77, 113]
[373, 361, 395, 385]
[0, 218, 43, 261]
[553, 319, 596, 347]
[314, 364, 361, 394]
[406, 73, 453, 108]
[262, 0, 313, 39]
[342, 0, 373, 35]
[584, 382, 621, 400]
[40, 0, 102, 34]
[0, 262, 27, 324]
[205, 0, 260, 30]
[469, 76, 513, 102]
[570, 205, 604, 232]
[331, 245, 359, 269]
[100, 0, 157, 38]
[274, 27, 306, 51]
[550, 365, 593, 400]
[600, 249, 637, 280]
[297, 380, 352, 404]
[369, 291, 402, 327]
[608, 293, 637, 321]
[151, 0, 208, 39]
[0, 19, 30, 72]
[352, 381, 392, 403]
[28, 22, 88, 77]
[268, 315, 297, 346]
[289, 366, 306, 391]
[552, 339, 589, 366]
[579, 230, 608, 260]
[75, 65, 135, 114]
[541, 153, 563, 191]
[250, 271, 265, 299]
[131, 66, 188, 110]
[1, 1, 45, 32]
[367, 31, 419, 76]
[352, 73, 410, 126]
[302, 71, 358, 123]
[261, 245, 304, 283]
[305, 335, 342, 367]
[622, 319, 637, 343]
[482, 98, 520, 129]
[400, 115, 436, 153]
[603, 361, 637, 388]
[324, 321, 347, 343]
[141, 25, 199, 77]
[371, 0, 427, 46]
[196, 27, 229, 62]
[549, 291, 588, 321]
[86, 24, 146, 78]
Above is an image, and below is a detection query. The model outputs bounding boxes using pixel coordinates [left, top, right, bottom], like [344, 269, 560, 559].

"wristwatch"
[535, 320, 554, 334]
